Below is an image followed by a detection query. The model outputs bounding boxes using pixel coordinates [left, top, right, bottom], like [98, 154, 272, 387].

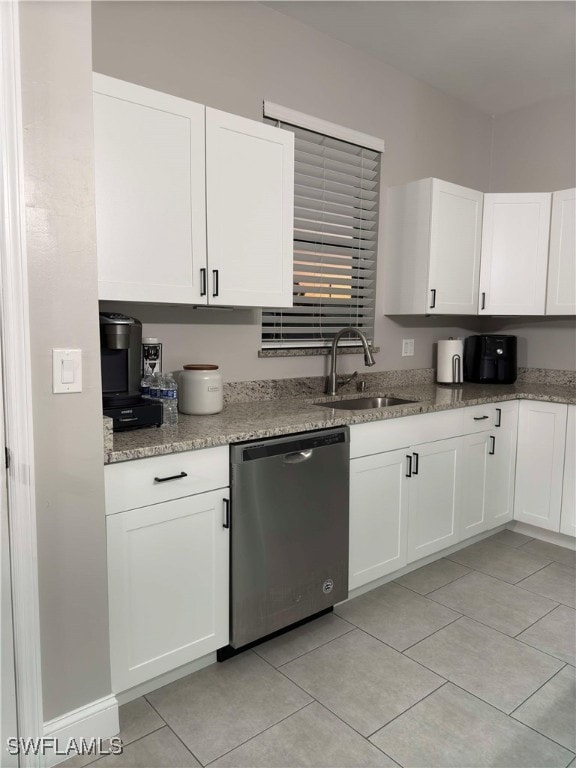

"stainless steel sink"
[317, 396, 417, 411]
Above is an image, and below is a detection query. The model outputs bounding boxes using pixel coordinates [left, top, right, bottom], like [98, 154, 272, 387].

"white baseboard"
[43, 694, 119, 768]
[116, 652, 217, 706]
[506, 521, 576, 550]
[346, 524, 508, 601]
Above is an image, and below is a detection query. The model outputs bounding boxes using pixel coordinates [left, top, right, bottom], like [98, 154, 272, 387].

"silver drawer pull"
[153, 471, 188, 483]
[473, 416, 489, 421]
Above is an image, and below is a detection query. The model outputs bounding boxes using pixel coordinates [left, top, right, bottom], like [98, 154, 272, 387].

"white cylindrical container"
[437, 339, 464, 384]
[179, 365, 223, 415]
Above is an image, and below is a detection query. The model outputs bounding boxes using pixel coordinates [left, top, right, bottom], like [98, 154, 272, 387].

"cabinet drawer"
[462, 404, 500, 433]
[105, 445, 229, 515]
[350, 409, 463, 458]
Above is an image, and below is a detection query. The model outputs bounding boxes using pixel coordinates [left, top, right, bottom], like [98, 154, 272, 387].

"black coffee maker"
[100, 312, 162, 430]
[463, 334, 518, 384]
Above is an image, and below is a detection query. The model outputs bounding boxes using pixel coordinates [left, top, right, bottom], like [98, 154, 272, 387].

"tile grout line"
[256, 637, 412, 757]
[447, 681, 576, 759]
[143, 696, 205, 767]
[403, 608, 571, 673]
[508, 662, 569, 716]
[202, 699, 315, 767]
[421, 581, 562, 640]
[513, 558, 563, 585]
[365, 680, 450, 739]
[443, 555, 555, 587]
[400, 615, 462, 654]
[513, 601, 563, 638]
[393, 565, 473, 597]
[255, 622, 357, 669]
[60, 719, 169, 768]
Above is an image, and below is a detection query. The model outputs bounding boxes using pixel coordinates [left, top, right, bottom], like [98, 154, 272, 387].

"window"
[262, 105, 383, 349]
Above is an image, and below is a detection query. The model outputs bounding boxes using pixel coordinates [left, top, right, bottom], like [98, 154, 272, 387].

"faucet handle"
[356, 379, 367, 393]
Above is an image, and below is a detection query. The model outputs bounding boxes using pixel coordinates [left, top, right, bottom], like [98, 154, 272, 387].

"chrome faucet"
[325, 327, 376, 395]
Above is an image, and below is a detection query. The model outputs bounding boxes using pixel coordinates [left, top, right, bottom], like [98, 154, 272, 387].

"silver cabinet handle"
[412, 452, 419, 475]
[495, 408, 502, 427]
[223, 498, 230, 529]
[200, 268, 207, 297]
[406, 454, 412, 478]
[430, 289, 436, 309]
[481, 292, 486, 310]
[473, 415, 489, 421]
[489, 436, 496, 455]
[212, 269, 219, 297]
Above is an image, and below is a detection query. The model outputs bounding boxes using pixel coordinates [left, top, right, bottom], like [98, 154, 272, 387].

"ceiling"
[265, 1, 576, 115]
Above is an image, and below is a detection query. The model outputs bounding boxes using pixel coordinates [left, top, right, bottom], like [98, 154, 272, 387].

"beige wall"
[19, 1, 111, 720]
[488, 94, 576, 370]
[93, 1, 492, 381]
[490, 94, 576, 193]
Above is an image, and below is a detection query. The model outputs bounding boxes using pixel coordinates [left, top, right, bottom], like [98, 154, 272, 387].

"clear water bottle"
[160, 373, 178, 427]
[148, 372, 162, 400]
[140, 373, 152, 399]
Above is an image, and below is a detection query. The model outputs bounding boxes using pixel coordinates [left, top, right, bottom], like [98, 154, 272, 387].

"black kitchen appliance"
[99, 312, 162, 431]
[464, 334, 517, 384]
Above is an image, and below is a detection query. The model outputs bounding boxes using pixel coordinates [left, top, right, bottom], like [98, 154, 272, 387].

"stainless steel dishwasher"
[226, 427, 349, 653]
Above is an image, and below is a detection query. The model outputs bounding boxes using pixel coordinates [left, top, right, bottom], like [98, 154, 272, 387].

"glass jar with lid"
[179, 365, 223, 415]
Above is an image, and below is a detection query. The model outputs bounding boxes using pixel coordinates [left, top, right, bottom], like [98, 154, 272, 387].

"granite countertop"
[104, 379, 576, 464]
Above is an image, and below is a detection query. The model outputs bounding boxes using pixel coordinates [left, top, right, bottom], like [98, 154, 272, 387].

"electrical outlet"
[402, 339, 414, 357]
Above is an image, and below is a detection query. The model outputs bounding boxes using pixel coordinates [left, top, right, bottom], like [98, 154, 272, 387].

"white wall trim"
[43, 695, 119, 768]
[263, 100, 385, 152]
[0, 2, 45, 766]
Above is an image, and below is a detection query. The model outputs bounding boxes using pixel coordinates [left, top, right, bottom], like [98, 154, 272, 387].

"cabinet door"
[514, 401, 567, 531]
[93, 75, 207, 304]
[560, 405, 576, 537]
[479, 193, 551, 315]
[546, 188, 576, 315]
[205, 109, 294, 307]
[107, 489, 229, 693]
[349, 450, 409, 590]
[460, 432, 490, 538]
[407, 438, 461, 562]
[485, 402, 519, 526]
[428, 179, 483, 314]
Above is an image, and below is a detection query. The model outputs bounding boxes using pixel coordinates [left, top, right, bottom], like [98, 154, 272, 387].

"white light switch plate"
[402, 339, 415, 357]
[53, 349, 82, 393]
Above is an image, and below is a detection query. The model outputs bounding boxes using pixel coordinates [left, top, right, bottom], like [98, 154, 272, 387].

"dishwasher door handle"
[283, 449, 313, 464]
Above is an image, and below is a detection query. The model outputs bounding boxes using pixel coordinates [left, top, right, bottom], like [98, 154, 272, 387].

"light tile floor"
[66, 532, 576, 768]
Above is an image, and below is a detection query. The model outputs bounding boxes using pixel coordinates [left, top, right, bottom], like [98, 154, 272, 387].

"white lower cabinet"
[349, 401, 527, 590]
[560, 405, 576, 537]
[349, 449, 409, 590]
[514, 401, 568, 532]
[106, 448, 230, 694]
[460, 431, 491, 538]
[406, 437, 461, 561]
[485, 402, 519, 527]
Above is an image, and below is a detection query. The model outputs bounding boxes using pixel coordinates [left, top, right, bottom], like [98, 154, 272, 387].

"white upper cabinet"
[546, 188, 576, 315]
[205, 109, 294, 308]
[93, 74, 207, 304]
[93, 75, 294, 308]
[479, 193, 551, 315]
[384, 178, 483, 315]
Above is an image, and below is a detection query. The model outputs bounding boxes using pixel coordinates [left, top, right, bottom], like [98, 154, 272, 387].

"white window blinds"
[262, 122, 381, 347]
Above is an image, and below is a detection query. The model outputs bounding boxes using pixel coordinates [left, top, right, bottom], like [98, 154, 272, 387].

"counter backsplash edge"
[222, 367, 575, 403]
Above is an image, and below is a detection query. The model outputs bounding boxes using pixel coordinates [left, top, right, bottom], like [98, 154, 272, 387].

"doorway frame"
[0, 1, 45, 766]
